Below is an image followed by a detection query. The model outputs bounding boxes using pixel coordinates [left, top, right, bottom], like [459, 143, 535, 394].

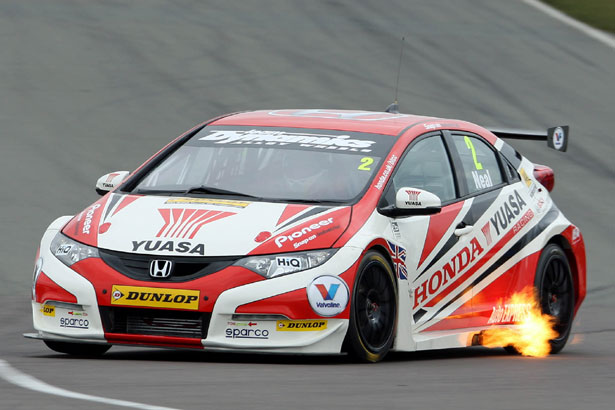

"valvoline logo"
[315, 283, 339, 300]
[307, 276, 349, 317]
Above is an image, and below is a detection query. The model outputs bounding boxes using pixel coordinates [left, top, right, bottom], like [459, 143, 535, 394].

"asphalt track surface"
[1, 1, 614, 409]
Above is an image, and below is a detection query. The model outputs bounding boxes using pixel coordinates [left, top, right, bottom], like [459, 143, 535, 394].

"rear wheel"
[346, 251, 397, 362]
[44, 340, 111, 356]
[535, 243, 575, 354]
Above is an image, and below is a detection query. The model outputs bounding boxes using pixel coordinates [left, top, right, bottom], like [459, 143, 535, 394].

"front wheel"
[346, 251, 397, 362]
[535, 243, 575, 354]
[44, 340, 111, 356]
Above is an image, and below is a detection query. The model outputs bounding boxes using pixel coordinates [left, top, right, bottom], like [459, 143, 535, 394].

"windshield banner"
[188, 126, 395, 156]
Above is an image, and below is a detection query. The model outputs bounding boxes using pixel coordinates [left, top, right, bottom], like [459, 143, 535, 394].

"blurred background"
[1, 1, 613, 409]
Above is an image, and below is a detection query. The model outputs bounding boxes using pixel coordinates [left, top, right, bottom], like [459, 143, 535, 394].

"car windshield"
[132, 126, 396, 203]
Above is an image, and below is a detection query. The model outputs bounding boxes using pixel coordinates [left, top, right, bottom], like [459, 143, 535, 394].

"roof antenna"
[385, 36, 405, 114]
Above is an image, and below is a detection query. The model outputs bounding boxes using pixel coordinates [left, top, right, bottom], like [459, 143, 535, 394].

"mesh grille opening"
[100, 307, 211, 339]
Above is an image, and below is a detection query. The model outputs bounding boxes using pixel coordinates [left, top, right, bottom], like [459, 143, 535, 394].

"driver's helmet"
[282, 150, 328, 190]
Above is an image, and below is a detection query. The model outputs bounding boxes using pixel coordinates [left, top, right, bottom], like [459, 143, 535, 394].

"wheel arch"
[343, 244, 399, 362]
[364, 243, 401, 336]
[367, 245, 395, 276]
[546, 234, 581, 313]
[362, 243, 401, 295]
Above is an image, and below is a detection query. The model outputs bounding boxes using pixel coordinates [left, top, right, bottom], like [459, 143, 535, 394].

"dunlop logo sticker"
[40, 304, 55, 317]
[111, 285, 200, 310]
[276, 320, 328, 331]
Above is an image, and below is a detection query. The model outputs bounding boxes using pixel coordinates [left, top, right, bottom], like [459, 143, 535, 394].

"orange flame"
[480, 287, 558, 357]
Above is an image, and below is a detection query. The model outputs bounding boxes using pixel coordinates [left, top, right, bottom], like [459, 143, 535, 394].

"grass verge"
[542, 0, 615, 33]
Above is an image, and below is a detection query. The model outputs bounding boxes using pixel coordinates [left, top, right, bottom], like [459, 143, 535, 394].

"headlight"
[235, 249, 338, 279]
[50, 232, 99, 267]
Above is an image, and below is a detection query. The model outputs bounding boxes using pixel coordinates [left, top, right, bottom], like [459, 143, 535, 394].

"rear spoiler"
[488, 126, 569, 152]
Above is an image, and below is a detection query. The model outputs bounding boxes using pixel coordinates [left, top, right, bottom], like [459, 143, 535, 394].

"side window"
[388, 136, 456, 203]
[450, 134, 504, 195]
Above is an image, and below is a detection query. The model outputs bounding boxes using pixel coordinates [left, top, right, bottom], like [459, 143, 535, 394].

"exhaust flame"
[480, 287, 558, 357]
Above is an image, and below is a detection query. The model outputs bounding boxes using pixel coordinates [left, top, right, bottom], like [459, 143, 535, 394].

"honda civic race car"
[26, 109, 586, 362]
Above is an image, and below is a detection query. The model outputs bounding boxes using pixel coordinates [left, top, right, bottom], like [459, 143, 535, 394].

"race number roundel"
[307, 276, 349, 317]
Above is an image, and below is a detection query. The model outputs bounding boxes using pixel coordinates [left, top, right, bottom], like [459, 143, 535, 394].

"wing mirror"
[378, 187, 442, 217]
[95, 171, 130, 196]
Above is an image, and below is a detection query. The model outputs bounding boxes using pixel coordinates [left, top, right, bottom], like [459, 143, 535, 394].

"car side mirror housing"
[95, 171, 130, 196]
[378, 187, 442, 217]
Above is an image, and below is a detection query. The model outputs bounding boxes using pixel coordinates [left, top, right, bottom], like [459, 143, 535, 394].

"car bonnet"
[61, 194, 351, 256]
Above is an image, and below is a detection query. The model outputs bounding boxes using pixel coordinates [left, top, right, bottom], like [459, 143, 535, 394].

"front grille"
[99, 249, 239, 282]
[100, 307, 211, 339]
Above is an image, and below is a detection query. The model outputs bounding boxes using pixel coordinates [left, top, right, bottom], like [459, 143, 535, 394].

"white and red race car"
[27, 109, 586, 362]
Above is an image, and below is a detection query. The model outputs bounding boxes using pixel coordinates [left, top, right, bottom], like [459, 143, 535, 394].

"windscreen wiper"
[133, 186, 259, 198]
[271, 198, 347, 205]
[183, 185, 260, 198]
[133, 188, 186, 195]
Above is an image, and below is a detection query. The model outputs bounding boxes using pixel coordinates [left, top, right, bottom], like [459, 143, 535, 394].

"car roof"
[210, 109, 449, 136]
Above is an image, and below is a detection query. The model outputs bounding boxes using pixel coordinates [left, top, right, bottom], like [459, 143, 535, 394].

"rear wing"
[488, 126, 569, 152]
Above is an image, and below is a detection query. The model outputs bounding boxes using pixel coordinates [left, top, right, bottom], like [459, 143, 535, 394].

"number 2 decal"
[358, 157, 374, 171]
[464, 136, 483, 170]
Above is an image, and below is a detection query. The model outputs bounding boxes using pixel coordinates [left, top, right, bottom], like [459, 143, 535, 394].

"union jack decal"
[386, 240, 407, 280]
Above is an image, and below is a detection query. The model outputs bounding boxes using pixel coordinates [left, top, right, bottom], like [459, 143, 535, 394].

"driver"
[281, 149, 330, 198]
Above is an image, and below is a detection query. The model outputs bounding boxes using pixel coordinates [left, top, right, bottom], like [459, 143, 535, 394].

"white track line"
[522, 0, 615, 50]
[0, 359, 182, 410]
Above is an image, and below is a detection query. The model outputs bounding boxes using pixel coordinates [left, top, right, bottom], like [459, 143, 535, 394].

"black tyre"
[44, 340, 111, 356]
[346, 251, 397, 362]
[534, 243, 575, 354]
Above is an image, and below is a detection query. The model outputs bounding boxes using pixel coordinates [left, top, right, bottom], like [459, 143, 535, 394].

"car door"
[443, 130, 532, 326]
[379, 132, 477, 333]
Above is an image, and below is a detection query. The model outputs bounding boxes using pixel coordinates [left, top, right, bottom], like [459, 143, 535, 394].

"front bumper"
[30, 227, 361, 354]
